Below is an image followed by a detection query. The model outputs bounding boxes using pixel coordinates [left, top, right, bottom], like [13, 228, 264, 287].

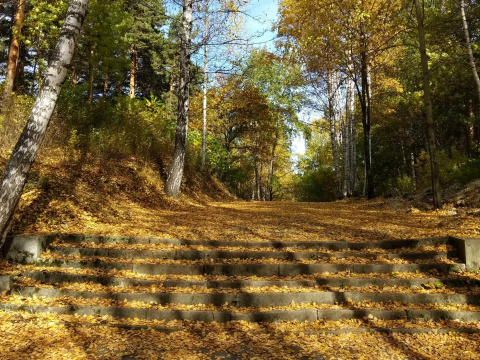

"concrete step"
[21, 270, 480, 289]
[12, 285, 480, 307]
[2, 301, 480, 323]
[31, 257, 467, 276]
[56, 234, 451, 251]
[49, 245, 456, 261]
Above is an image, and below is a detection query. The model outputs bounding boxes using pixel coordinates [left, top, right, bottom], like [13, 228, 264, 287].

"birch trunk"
[461, 0, 480, 104]
[165, 0, 193, 198]
[415, 0, 442, 208]
[201, 0, 209, 171]
[0, 0, 89, 250]
[341, 84, 350, 197]
[327, 71, 342, 199]
[4, 0, 26, 97]
[129, 44, 138, 99]
[254, 157, 261, 201]
[360, 48, 374, 199]
[346, 76, 356, 195]
[267, 132, 278, 201]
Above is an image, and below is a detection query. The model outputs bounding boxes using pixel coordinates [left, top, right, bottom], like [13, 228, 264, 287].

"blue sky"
[245, 0, 279, 48]
[245, 0, 307, 157]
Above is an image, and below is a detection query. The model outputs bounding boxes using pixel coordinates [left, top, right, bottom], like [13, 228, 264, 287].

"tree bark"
[461, 0, 480, 104]
[5, 0, 25, 97]
[415, 0, 442, 209]
[267, 132, 278, 201]
[87, 45, 94, 104]
[129, 44, 137, 99]
[346, 75, 356, 195]
[103, 74, 108, 98]
[165, 0, 193, 198]
[360, 49, 374, 199]
[15, 41, 27, 92]
[201, 0, 209, 171]
[254, 157, 261, 201]
[0, 0, 89, 251]
[327, 70, 342, 199]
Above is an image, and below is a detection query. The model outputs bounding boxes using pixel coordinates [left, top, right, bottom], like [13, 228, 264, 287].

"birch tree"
[460, 0, 480, 104]
[164, 0, 193, 197]
[166, 0, 249, 196]
[327, 70, 342, 198]
[201, 0, 209, 171]
[0, 0, 89, 250]
[278, 0, 405, 199]
[345, 75, 357, 195]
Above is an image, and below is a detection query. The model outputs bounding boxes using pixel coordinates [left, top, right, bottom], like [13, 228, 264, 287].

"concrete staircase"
[1, 234, 480, 323]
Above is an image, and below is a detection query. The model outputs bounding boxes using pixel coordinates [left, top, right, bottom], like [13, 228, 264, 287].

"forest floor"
[1, 153, 480, 358]
[13, 197, 480, 244]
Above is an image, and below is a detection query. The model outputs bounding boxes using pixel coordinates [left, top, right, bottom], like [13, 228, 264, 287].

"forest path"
[22, 199, 477, 243]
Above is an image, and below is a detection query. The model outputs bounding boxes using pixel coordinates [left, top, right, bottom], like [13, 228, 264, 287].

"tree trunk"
[415, 0, 441, 209]
[342, 106, 350, 197]
[461, 0, 480, 104]
[254, 157, 261, 201]
[327, 70, 342, 199]
[36, 47, 43, 90]
[267, 132, 278, 201]
[260, 163, 264, 201]
[87, 45, 94, 104]
[103, 74, 108, 98]
[360, 49, 374, 199]
[15, 38, 27, 92]
[201, 0, 209, 171]
[116, 78, 123, 95]
[4, 0, 25, 97]
[346, 75, 356, 195]
[411, 151, 416, 190]
[164, 0, 193, 198]
[0, 0, 89, 251]
[129, 44, 137, 99]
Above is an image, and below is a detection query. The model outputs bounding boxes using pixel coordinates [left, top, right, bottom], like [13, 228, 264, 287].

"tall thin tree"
[201, 0, 209, 171]
[165, 0, 193, 197]
[414, 0, 441, 208]
[460, 0, 480, 103]
[4, 0, 26, 97]
[327, 70, 342, 199]
[0, 0, 89, 250]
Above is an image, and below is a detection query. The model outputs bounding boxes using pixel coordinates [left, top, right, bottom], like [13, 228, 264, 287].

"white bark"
[346, 75, 356, 195]
[0, 0, 89, 249]
[342, 109, 349, 197]
[327, 70, 342, 199]
[129, 44, 137, 99]
[165, 0, 193, 198]
[461, 0, 480, 104]
[201, 0, 209, 171]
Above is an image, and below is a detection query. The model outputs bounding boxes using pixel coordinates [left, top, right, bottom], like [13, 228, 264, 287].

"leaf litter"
[2, 199, 480, 358]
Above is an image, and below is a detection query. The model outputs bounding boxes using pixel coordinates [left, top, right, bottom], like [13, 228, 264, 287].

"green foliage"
[415, 149, 467, 189]
[293, 168, 337, 202]
[55, 83, 174, 160]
